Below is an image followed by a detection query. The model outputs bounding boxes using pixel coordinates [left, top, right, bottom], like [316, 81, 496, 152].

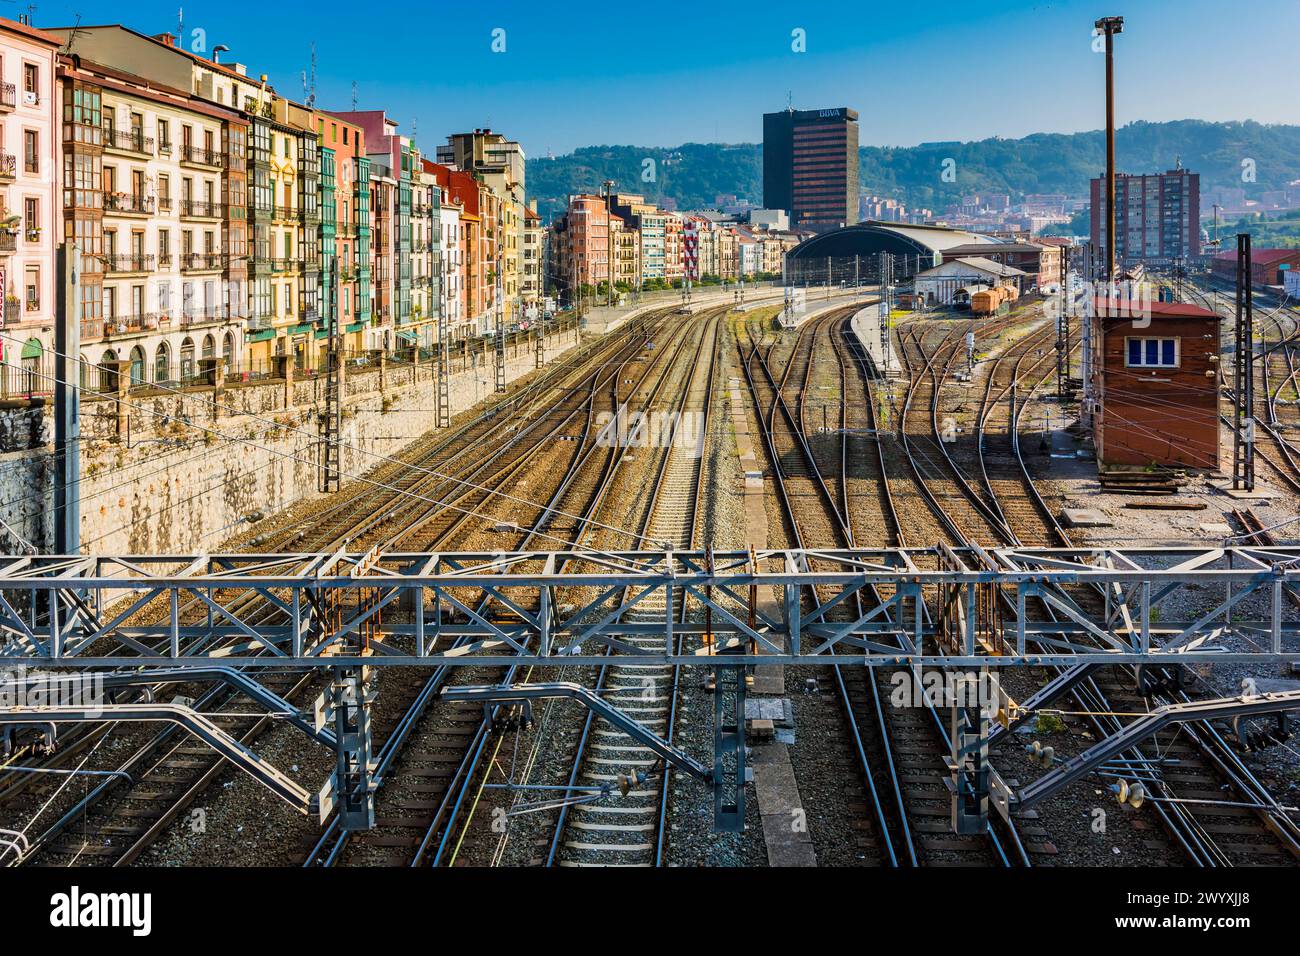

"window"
[23, 197, 37, 238]
[1126, 337, 1178, 369]
[23, 130, 37, 173]
[24, 265, 38, 311]
[158, 118, 171, 153]
[23, 63, 37, 99]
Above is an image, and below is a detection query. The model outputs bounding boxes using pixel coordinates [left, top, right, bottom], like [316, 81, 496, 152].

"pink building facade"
[0, 17, 60, 374]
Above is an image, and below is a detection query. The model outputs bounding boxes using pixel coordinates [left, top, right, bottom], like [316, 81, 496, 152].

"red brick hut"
[1089, 298, 1222, 470]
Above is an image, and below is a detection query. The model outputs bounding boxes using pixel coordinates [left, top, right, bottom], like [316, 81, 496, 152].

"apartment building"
[438, 129, 524, 316]
[0, 18, 59, 376]
[1090, 165, 1201, 268]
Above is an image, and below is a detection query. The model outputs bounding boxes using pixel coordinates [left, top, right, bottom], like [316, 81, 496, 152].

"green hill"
[525, 120, 1300, 224]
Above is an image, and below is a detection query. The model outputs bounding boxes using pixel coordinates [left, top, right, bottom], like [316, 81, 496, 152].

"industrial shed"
[783, 220, 997, 286]
[1089, 299, 1222, 471]
[914, 257, 1026, 306]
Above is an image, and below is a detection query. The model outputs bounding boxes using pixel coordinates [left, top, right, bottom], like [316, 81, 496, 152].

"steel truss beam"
[0, 546, 1298, 669]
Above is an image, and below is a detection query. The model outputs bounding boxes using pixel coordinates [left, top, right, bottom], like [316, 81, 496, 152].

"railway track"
[0, 310, 680, 867]
[737, 306, 1033, 865]
[309, 306, 730, 867]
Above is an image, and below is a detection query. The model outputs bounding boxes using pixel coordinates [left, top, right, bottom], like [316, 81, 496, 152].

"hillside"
[525, 120, 1300, 224]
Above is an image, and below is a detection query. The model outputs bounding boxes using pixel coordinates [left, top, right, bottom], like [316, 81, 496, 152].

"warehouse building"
[1210, 247, 1300, 291]
[914, 258, 1025, 307]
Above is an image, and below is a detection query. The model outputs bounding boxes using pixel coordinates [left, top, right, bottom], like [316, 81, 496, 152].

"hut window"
[1126, 337, 1178, 369]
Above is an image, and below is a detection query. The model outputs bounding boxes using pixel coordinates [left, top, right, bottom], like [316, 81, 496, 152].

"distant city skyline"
[30, 0, 1300, 157]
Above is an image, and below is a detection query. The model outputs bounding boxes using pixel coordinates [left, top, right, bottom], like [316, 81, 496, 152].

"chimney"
[153, 32, 176, 47]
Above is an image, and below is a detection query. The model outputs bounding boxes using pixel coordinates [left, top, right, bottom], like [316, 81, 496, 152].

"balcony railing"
[103, 253, 156, 273]
[85, 313, 163, 340]
[180, 252, 224, 272]
[0, 153, 15, 180]
[0, 233, 15, 253]
[176, 307, 229, 327]
[181, 144, 226, 167]
[104, 128, 154, 154]
[159, 197, 173, 214]
[104, 191, 154, 215]
[181, 199, 223, 218]
[272, 205, 297, 221]
[0, 83, 13, 111]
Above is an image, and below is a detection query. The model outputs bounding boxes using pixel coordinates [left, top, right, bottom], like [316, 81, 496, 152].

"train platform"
[851, 304, 902, 376]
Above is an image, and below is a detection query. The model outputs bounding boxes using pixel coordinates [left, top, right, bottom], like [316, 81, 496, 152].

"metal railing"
[0, 83, 14, 110]
[181, 144, 226, 167]
[104, 128, 154, 154]
[103, 253, 156, 273]
[0, 153, 15, 179]
[181, 199, 222, 218]
[180, 252, 224, 272]
[104, 191, 154, 215]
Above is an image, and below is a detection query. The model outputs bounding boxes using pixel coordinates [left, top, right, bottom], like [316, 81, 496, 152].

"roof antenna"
[59, 13, 82, 55]
[305, 42, 316, 108]
[351, 80, 357, 110]
[177, 7, 183, 46]
[787, 91, 793, 113]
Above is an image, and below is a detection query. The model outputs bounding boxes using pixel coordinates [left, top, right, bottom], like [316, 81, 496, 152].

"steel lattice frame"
[0, 545, 1297, 669]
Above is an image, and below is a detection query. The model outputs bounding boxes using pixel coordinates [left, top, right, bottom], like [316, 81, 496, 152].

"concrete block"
[1061, 508, 1112, 528]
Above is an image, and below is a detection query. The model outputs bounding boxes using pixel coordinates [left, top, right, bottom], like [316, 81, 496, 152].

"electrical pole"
[437, 255, 450, 427]
[1233, 232, 1255, 491]
[494, 241, 506, 393]
[54, 242, 81, 555]
[603, 180, 615, 309]
[320, 254, 342, 492]
[1096, 15, 1124, 291]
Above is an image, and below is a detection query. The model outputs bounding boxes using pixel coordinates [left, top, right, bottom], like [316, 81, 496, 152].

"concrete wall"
[0, 325, 579, 555]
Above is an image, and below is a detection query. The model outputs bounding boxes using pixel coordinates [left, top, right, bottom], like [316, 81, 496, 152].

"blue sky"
[30, 0, 1300, 157]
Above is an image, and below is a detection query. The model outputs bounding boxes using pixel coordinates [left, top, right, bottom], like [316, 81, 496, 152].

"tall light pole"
[1096, 15, 1124, 289]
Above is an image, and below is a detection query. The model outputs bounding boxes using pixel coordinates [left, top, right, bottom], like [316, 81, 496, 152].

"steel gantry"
[2, 544, 1299, 836]
[3, 545, 1298, 669]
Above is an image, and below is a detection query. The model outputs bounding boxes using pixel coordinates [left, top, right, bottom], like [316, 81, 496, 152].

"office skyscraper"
[763, 106, 859, 231]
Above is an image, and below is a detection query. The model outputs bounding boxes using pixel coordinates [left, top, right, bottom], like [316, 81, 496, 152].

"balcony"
[180, 252, 224, 272]
[272, 205, 297, 222]
[181, 199, 223, 219]
[247, 314, 274, 331]
[0, 83, 13, 111]
[85, 313, 163, 340]
[104, 191, 154, 215]
[176, 307, 230, 327]
[180, 144, 226, 168]
[104, 128, 154, 155]
[158, 139, 173, 156]
[0, 153, 14, 181]
[103, 253, 156, 274]
[0, 233, 14, 254]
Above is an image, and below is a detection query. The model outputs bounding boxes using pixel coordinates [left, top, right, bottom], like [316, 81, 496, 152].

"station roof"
[786, 220, 997, 261]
